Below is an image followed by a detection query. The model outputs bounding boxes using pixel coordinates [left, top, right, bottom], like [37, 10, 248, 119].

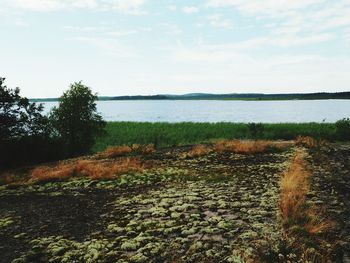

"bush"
[335, 118, 350, 141]
[50, 82, 106, 156]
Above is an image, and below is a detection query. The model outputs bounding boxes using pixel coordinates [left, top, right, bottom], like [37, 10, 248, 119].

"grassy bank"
[93, 122, 336, 152]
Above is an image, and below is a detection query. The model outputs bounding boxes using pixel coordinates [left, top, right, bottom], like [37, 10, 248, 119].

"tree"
[0, 77, 50, 141]
[50, 82, 106, 156]
[0, 77, 59, 168]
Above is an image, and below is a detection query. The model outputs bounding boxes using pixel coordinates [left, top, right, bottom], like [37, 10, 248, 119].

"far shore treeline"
[30, 91, 350, 102]
[1, 77, 350, 169]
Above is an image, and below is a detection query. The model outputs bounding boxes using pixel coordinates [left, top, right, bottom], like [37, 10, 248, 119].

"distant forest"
[31, 91, 350, 102]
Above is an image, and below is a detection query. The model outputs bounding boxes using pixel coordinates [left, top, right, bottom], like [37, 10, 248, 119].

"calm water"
[42, 100, 350, 123]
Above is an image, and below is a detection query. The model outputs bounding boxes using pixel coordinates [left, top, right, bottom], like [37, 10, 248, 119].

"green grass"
[92, 122, 336, 152]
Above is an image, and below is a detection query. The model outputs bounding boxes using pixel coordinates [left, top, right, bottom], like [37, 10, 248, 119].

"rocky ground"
[0, 144, 349, 262]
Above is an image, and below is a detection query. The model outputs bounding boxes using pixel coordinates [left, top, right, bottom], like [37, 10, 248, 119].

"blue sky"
[0, 0, 350, 98]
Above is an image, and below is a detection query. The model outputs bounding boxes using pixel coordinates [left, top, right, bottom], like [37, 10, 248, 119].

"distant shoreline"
[30, 91, 350, 102]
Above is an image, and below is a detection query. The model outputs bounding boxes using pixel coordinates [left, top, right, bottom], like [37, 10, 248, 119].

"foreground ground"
[0, 142, 349, 262]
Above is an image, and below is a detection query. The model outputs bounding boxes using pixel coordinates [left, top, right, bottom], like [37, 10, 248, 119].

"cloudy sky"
[0, 0, 350, 98]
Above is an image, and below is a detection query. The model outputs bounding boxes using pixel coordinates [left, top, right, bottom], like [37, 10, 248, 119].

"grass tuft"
[187, 145, 212, 157]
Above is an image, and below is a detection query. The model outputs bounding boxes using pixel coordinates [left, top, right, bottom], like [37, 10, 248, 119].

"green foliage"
[335, 118, 350, 140]
[93, 122, 337, 152]
[0, 77, 51, 141]
[0, 77, 62, 168]
[248, 123, 264, 138]
[50, 82, 106, 156]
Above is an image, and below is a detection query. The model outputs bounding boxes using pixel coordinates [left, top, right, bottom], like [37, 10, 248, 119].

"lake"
[42, 100, 350, 123]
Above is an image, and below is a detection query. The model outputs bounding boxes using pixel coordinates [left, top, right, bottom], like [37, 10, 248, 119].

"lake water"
[42, 100, 350, 123]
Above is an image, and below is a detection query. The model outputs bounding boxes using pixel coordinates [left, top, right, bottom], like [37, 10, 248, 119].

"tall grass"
[280, 150, 334, 235]
[93, 122, 336, 152]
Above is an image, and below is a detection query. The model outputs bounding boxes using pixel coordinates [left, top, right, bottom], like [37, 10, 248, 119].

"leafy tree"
[0, 77, 50, 141]
[0, 78, 60, 168]
[50, 82, 106, 156]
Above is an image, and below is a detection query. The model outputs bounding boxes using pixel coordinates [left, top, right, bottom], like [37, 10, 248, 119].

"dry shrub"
[280, 150, 334, 235]
[98, 146, 133, 159]
[188, 145, 212, 157]
[214, 140, 275, 154]
[132, 144, 156, 155]
[31, 163, 75, 182]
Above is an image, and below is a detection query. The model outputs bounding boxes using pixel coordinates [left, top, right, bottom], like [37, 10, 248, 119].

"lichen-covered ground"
[0, 144, 349, 262]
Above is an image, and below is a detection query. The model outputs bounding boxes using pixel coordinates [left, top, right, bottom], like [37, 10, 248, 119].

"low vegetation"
[30, 158, 144, 182]
[214, 140, 292, 154]
[279, 149, 334, 260]
[93, 121, 346, 152]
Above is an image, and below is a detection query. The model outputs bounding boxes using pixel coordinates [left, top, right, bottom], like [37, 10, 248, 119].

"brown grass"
[97, 146, 133, 159]
[280, 149, 334, 235]
[214, 140, 289, 154]
[31, 163, 75, 182]
[76, 158, 144, 180]
[280, 150, 310, 221]
[30, 158, 144, 182]
[131, 144, 156, 155]
[96, 144, 156, 159]
[187, 145, 212, 157]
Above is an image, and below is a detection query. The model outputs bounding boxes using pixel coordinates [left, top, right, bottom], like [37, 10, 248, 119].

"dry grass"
[76, 158, 144, 180]
[31, 163, 75, 182]
[280, 149, 334, 235]
[97, 146, 133, 159]
[187, 145, 212, 157]
[96, 144, 156, 159]
[214, 140, 290, 154]
[280, 150, 310, 221]
[131, 144, 156, 155]
[295, 136, 329, 149]
[295, 136, 319, 148]
[30, 158, 144, 182]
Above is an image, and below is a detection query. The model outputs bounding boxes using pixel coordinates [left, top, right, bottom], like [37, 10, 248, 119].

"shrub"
[50, 82, 106, 156]
[335, 118, 350, 141]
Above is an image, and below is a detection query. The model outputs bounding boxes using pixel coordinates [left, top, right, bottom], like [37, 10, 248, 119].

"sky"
[0, 0, 350, 98]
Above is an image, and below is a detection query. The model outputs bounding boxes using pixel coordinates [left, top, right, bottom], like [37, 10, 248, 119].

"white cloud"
[68, 36, 136, 57]
[207, 0, 324, 16]
[63, 25, 101, 32]
[9, 0, 146, 13]
[106, 30, 138, 37]
[207, 14, 231, 28]
[183, 6, 199, 14]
